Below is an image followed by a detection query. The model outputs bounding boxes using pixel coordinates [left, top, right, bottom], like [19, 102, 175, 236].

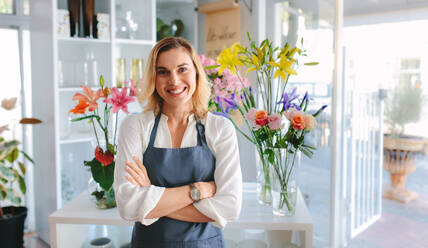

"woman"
[114, 37, 242, 247]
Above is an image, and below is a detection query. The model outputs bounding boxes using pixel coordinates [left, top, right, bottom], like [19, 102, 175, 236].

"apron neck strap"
[148, 113, 207, 148]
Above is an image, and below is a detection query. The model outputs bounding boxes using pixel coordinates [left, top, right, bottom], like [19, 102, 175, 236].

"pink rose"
[304, 114, 317, 130]
[268, 113, 281, 130]
[284, 107, 301, 120]
[244, 108, 259, 130]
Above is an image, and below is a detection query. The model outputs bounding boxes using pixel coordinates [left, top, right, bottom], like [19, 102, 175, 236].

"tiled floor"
[24, 232, 49, 248]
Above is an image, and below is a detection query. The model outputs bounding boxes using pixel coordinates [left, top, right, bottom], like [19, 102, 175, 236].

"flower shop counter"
[49, 183, 313, 248]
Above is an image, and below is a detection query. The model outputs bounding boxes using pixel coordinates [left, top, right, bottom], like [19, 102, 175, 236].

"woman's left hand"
[125, 156, 151, 187]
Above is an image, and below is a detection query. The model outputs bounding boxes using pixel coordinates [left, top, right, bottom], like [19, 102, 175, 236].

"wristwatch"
[190, 183, 201, 202]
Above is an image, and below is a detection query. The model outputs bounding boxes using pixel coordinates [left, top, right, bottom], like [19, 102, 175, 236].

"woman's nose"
[168, 71, 179, 84]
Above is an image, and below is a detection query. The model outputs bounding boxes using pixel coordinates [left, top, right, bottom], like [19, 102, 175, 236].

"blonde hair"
[137, 37, 210, 119]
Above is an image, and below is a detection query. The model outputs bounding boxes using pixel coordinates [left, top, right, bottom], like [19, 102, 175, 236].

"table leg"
[49, 220, 57, 248]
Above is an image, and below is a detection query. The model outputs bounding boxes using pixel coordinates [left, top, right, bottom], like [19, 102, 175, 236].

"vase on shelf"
[267, 147, 300, 216]
[88, 177, 116, 209]
[255, 144, 272, 206]
[67, 0, 80, 37]
[83, 0, 95, 37]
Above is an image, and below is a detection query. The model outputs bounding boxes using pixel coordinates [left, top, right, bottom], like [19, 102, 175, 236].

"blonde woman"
[114, 37, 242, 247]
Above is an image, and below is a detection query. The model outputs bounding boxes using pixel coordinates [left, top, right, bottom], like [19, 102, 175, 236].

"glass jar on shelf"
[115, 58, 126, 88]
[131, 58, 144, 84]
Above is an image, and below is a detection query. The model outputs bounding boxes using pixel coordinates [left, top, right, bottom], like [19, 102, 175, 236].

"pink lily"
[104, 87, 135, 114]
[0, 124, 9, 135]
[72, 86, 104, 111]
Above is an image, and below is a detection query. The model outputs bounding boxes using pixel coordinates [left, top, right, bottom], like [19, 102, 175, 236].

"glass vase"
[267, 147, 300, 216]
[255, 144, 272, 206]
[88, 177, 116, 209]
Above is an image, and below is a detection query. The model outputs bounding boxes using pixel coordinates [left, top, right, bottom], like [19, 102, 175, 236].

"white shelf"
[58, 87, 100, 92]
[57, 37, 111, 44]
[115, 39, 154, 45]
[60, 132, 93, 145]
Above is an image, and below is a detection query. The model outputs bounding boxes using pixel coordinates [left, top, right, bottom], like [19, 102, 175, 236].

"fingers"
[133, 156, 149, 178]
[125, 162, 142, 184]
[126, 157, 151, 187]
[126, 175, 140, 186]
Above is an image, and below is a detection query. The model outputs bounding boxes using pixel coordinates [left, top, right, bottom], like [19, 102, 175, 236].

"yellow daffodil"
[216, 43, 244, 75]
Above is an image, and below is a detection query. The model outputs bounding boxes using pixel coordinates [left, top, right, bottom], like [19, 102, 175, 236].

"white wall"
[197, 0, 265, 181]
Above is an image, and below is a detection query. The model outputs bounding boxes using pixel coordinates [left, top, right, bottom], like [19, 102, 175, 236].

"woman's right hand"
[194, 181, 216, 199]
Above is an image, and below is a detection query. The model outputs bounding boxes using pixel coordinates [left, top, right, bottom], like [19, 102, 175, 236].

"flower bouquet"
[205, 33, 326, 215]
[69, 76, 136, 208]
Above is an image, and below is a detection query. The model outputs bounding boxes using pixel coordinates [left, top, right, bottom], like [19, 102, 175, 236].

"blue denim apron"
[131, 113, 225, 248]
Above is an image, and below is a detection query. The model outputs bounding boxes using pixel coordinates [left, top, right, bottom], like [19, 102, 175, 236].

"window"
[0, 0, 14, 14]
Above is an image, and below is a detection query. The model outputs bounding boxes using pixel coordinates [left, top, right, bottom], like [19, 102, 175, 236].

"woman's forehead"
[156, 47, 194, 67]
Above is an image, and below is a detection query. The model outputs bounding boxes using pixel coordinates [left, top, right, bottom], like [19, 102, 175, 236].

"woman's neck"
[161, 103, 193, 124]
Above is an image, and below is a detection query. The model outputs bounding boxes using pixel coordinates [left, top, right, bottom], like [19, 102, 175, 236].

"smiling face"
[155, 47, 197, 112]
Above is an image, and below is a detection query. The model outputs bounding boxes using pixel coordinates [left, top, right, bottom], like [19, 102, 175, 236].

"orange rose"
[291, 113, 305, 130]
[255, 110, 268, 126]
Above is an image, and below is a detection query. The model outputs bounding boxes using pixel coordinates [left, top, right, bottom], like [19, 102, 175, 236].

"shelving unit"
[30, 0, 157, 243]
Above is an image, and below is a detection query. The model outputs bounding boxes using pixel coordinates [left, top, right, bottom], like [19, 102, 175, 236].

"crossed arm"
[125, 156, 216, 223]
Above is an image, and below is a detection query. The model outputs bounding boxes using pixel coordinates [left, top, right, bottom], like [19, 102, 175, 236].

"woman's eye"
[178, 67, 187, 73]
[157, 70, 167, 75]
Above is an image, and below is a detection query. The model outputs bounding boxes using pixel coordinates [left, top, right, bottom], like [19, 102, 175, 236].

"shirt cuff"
[139, 185, 165, 225]
[193, 198, 227, 229]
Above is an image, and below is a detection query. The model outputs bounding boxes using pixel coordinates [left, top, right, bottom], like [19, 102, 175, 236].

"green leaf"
[300, 147, 313, 158]
[304, 62, 319, 66]
[0, 165, 14, 179]
[0, 176, 8, 184]
[18, 175, 26, 195]
[6, 147, 19, 163]
[71, 114, 101, 122]
[18, 162, 26, 175]
[204, 65, 220, 70]
[21, 151, 34, 163]
[85, 158, 115, 191]
[4, 140, 19, 148]
[0, 185, 6, 200]
[6, 188, 21, 205]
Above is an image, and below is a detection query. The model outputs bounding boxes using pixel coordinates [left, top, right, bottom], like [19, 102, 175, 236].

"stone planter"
[383, 135, 425, 203]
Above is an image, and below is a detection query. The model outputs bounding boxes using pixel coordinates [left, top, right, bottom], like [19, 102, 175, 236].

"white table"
[49, 183, 313, 247]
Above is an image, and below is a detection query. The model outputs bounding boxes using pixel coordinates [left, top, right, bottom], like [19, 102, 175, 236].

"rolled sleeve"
[114, 114, 165, 225]
[194, 114, 243, 229]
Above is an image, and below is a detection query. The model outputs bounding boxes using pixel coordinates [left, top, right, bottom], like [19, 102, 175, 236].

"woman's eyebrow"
[177, 63, 189, 67]
[156, 66, 168, 70]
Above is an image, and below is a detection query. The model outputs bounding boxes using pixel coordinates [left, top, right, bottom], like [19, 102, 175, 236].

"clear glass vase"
[256, 144, 272, 206]
[88, 178, 116, 209]
[267, 147, 300, 216]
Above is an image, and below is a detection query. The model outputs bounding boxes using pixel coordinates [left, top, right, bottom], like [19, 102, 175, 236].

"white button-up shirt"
[114, 111, 242, 229]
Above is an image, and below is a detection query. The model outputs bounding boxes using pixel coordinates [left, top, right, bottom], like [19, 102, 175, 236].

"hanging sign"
[199, 0, 241, 59]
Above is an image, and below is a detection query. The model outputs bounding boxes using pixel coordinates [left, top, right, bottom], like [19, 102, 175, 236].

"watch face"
[191, 188, 201, 201]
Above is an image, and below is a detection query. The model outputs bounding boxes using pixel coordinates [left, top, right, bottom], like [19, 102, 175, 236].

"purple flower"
[277, 88, 300, 111]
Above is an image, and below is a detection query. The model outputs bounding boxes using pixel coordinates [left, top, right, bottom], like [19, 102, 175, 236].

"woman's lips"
[167, 87, 186, 95]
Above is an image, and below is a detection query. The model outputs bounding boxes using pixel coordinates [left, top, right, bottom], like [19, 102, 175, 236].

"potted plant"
[69, 76, 136, 209]
[383, 80, 425, 203]
[0, 97, 41, 248]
